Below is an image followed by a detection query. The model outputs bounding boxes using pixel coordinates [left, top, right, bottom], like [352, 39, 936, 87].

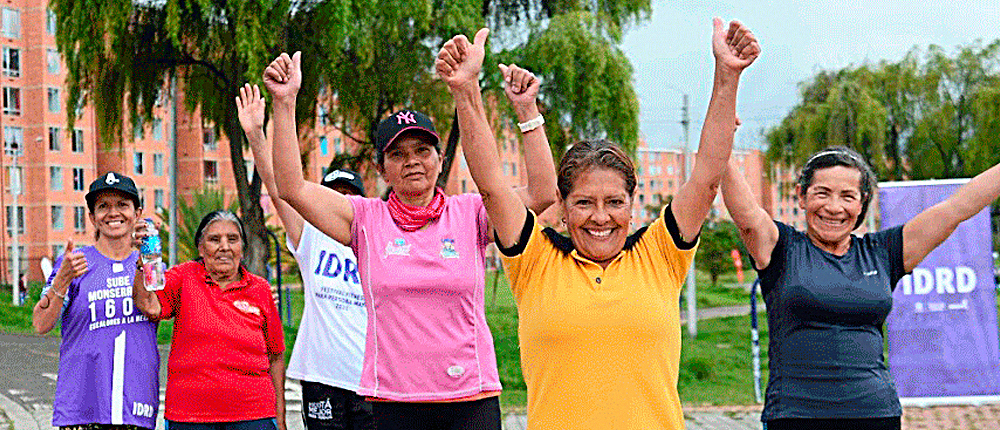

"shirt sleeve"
[155, 265, 184, 320]
[347, 195, 372, 257]
[874, 225, 906, 289]
[287, 222, 311, 261]
[473, 194, 491, 247]
[642, 204, 700, 288]
[755, 220, 792, 297]
[260, 280, 286, 355]
[498, 210, 544, 300]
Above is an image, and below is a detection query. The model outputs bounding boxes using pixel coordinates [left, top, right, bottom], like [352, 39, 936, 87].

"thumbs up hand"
[53, 238, 88, 285]
[436, 28, 490, 91]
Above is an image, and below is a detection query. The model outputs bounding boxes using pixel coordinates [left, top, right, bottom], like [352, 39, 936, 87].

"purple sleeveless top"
[45, 246, 160, 429]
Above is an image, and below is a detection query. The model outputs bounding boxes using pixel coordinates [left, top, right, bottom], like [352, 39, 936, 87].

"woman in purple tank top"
[32, 172, 160, 430]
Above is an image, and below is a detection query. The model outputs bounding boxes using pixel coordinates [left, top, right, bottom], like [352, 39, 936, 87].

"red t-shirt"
[155, 261, 285, 422]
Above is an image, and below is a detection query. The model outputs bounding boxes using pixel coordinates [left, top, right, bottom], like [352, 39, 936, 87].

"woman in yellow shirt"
[434, 18, 759, 429]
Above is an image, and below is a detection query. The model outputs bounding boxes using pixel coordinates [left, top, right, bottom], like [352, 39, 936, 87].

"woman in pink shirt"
[263, 50, 557, 429]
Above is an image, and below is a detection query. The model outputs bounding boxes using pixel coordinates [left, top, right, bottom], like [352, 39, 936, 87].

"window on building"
[5, 205, 23, 235]
[2, 87, 20, 115]
[153, 153, 164, 176]
[49, 166, 62, 191]
[48, 127, 60, 151]
[2, 8, 20, 39]
[203, 129, 217, 151]
[46, 10, 56, 35]
[133, 117, 144, 141]
[2, 46, 18, 76]
[72, 129, 84, 152]
[154, 189, 165, 210]
[51, 205, 64, 231]
[511, 162, 517, 176]
[133, 152, 144, 175]
[320, 136, 328, 156]
[204, 160, 218, 183]
[5, 166, 21, 194]
[152, 118, 163, 141]
[138, 188, 145, 207]
[52, 244, 64, 259]
[334, 137, 342, 153]
[48, 88, 60, 113]
[72, 168, 84, 191]
[47, 49, 59, 74]
[3, 126, 21, 154]
[73, 206, 86, 232]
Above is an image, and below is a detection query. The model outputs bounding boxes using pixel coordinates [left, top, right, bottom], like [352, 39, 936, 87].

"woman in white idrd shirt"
[237, 84, 372, 430]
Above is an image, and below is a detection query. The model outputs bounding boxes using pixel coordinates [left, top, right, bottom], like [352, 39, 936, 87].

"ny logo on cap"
[396, 111, 416, 125]
[105, 173, 120, 185]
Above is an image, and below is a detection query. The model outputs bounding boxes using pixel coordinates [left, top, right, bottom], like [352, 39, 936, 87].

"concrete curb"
[0, 393, 40, 430]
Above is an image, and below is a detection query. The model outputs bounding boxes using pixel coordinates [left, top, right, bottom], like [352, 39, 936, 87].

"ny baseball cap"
[375, 110, 439, 158]
[321, 168, 366, 197]
[86, 171, 141, 210]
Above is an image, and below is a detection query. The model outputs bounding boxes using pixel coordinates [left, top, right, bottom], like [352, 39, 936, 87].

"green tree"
[53, 0, 649, 275]
[767, 39, 1000, 183]
[695, 221, 742, 287]
[308, 1, 649, 182]
[52, 0, 288, 275]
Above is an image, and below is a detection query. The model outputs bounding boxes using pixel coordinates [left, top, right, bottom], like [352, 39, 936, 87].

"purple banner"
[881, 180, 1000, 398]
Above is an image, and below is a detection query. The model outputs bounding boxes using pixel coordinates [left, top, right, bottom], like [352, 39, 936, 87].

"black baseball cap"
[86, 171, 141, 210]
[375, 110, 439, 159]
[321, 168, 366, 197]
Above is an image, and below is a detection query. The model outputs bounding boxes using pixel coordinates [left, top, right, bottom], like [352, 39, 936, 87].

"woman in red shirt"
[132, 211, 286, 430]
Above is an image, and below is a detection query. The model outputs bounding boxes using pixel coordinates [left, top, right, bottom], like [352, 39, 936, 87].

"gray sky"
[621, 0, 1000, 150]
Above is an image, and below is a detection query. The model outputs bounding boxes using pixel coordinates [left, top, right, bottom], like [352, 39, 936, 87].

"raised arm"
[236, 83, 306, 247]
[502, 64, 558, 215]
[672, 18, 760, 241]
[32, 239, 86, 334]
[263, 52, 355, 246]
[436, 29, 527, 247]
[902, 163, 1000, 272]
[721, 160, 778, 268]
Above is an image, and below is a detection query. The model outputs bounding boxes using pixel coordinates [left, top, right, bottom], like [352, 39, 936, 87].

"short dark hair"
[557, 139, 637, 200]
[797, 146, 877, 229]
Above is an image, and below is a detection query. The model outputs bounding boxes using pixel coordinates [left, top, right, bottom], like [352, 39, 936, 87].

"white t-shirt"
[286, 222, 367, 390]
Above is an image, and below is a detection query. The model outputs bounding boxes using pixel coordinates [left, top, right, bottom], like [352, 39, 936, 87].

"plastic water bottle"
[140, 218, 165, 291]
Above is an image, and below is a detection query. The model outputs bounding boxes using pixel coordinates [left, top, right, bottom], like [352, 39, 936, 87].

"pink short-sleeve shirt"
[348, 194, 502, 401]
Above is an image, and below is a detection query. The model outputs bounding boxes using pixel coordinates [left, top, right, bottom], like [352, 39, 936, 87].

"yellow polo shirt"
[500, 205, 697, 430]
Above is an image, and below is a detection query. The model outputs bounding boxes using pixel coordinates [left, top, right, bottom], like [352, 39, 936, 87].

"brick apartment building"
[632, 139, 788, 229]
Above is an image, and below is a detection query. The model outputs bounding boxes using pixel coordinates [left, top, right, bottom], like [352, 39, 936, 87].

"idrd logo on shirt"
[899, 266, 976, 295]
[132, 402, 155, 418]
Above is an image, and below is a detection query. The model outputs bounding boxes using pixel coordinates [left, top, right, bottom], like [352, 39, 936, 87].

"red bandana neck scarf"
[387, 188, 446, 231]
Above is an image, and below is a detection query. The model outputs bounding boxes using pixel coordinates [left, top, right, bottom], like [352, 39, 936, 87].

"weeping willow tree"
[766, 39, 1000, 182]
[52, 0, 650, 274]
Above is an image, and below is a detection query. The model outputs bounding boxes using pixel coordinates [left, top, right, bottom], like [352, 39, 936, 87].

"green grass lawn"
[6, 272, 1000, 413]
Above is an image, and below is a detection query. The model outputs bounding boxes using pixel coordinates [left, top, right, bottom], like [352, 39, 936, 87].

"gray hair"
[193, 210, 247, 249]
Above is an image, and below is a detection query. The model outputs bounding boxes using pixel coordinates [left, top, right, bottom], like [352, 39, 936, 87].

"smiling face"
[89, 191, 140, 241]
[379, 134, 441, 202]
[563, 167, 633, 267]
[798, 165, 863, 254]
[198, 220, 244, 277]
